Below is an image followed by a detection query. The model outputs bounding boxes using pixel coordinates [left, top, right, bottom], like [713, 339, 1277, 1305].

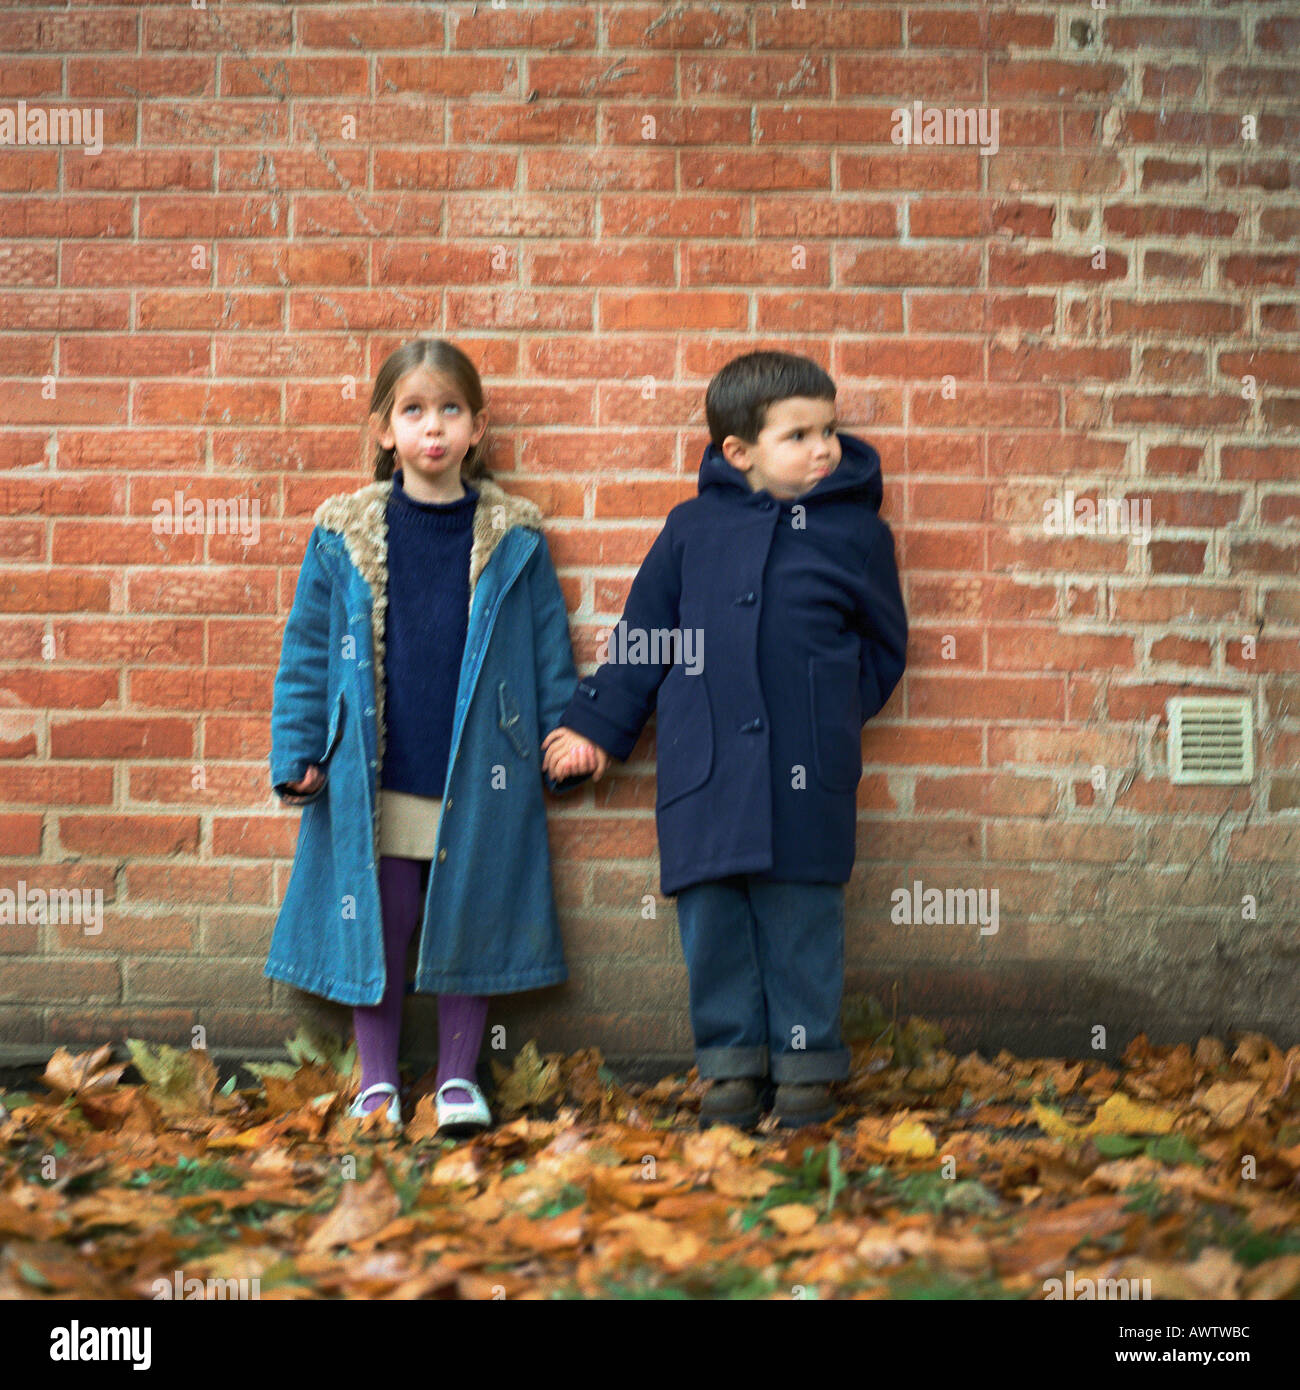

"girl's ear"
[369, 412, 395, 452]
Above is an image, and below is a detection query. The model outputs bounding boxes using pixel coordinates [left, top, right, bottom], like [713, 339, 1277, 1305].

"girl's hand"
[280, 764, 324, 802]
[540, 726, 577, 776]
[542, 728, 609, 782]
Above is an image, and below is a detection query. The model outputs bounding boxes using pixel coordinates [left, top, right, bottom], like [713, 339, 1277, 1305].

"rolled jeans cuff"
[770, 1046, 852, 1084]
[695, 1045, 768, 1079]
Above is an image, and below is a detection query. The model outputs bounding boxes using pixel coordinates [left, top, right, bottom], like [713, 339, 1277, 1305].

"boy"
[542, 351, 908, 1129]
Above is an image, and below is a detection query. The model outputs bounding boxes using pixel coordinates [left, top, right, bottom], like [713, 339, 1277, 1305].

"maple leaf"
[40, 1043, 128, 1100]
[491, 1039, 563, 1116]
[123, 1039, 219, 1116]
[304, 1163, 401, 1252]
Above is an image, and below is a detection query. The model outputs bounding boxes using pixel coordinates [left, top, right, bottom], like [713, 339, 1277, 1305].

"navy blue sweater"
[381, 470, 477, 798]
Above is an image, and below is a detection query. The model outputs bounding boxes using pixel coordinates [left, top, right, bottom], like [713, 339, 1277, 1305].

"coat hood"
[696, 429, 884, 511]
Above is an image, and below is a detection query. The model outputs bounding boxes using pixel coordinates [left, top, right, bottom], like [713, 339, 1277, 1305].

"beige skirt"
[378, 789, 443, 861]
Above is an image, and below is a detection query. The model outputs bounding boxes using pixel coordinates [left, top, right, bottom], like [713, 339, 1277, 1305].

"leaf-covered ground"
[1, 1005, 1298, 1300]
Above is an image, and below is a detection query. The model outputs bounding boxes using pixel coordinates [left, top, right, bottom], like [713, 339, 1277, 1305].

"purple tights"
[352, 855, 488, 1112]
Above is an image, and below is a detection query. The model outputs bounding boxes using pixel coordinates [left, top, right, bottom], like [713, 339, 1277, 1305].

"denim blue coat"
[556, 431, 908, 896]
[265, 475, 587, 1006]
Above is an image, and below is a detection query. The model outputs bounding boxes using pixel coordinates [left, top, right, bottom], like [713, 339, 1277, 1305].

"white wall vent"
[1167, 696, 1253, 785]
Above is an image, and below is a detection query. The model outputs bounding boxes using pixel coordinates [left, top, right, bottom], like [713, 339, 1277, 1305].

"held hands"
[279, 764, 324, 803]
[541, 727, 610, 783]
[280, 732, 608, 801]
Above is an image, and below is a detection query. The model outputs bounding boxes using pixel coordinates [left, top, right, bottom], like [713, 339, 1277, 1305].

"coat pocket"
[808, 655, 863, 793]
[654, 668, 714, 810]
[498, 680, 531, 760]
[319, 688, 346, 764]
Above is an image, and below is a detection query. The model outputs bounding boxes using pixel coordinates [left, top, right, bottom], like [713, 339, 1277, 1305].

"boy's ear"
[721, 434, 753, 471]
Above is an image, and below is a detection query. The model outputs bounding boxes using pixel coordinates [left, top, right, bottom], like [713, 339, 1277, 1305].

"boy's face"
[721, 396, 841, 500]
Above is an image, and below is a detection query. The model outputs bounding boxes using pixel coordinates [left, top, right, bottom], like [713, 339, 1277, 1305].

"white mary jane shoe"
[348, 1082, 402, 1125]
[435, 1078, 491, 1135]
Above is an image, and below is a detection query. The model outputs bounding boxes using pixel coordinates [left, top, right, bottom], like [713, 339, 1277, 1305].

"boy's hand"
[541, 727, 610, 782]
[279, 764, 323, 803]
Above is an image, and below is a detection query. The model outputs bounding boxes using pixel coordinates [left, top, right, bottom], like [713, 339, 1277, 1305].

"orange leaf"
[303, 1165, 401, 1252]
[766, 1204, 819, 1235]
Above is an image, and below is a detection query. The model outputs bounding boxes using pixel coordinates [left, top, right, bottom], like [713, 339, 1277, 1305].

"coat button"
[437, 848, 447, 862]
[740, 717, 763, 733]
[735, 592, 756, 605]
[445, 797, 452, 809]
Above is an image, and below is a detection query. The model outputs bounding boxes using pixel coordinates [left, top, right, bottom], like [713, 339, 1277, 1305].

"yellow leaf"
[886, 1119, 936, 1157]
[1031, 1099, 1085, 1141]
[1032, 1092, 1176, 1144]
[1089, 1092, 1176, 1136]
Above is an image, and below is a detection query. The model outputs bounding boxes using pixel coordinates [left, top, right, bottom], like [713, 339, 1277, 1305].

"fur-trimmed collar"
[310, 474, 543, 822]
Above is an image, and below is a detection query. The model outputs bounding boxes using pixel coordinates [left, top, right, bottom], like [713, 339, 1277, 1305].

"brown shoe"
[699, 1077, 762, 1130]
[771, 1082, 837, 1128]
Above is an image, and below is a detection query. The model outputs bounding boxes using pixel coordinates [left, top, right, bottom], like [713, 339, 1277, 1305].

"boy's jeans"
[674, 875, 851, 1084]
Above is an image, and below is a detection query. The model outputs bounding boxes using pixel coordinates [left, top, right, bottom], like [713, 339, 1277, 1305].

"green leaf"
[19, 1261, 53, 1290]
[825, 1140, 845, 1215]
[1143, 1133, 1205, 1166]
[1093, 1133, 1147, 1157]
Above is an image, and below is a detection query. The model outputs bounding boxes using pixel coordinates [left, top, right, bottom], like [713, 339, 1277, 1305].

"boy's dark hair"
[368, 338, 491, 483]
[704, 350, 837, 448]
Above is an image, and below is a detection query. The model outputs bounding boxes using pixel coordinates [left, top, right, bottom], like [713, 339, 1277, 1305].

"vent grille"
[1167, 696, 1253, 785]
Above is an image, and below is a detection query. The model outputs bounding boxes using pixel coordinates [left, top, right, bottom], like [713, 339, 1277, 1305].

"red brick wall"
[1, 3, 1297, 1069]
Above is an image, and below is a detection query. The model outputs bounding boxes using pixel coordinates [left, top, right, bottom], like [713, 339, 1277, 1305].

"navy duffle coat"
[556, 431, 908, 896]
[265, 475, 587, 1006]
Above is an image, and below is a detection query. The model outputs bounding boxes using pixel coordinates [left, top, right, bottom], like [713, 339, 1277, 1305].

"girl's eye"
[443, 403, 460, 414]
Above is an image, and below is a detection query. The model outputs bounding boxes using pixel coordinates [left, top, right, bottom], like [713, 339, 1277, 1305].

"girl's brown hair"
[368, 338, 491, 483]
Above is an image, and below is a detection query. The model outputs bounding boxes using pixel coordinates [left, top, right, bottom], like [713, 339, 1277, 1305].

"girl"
[265, 338, 589, 1134]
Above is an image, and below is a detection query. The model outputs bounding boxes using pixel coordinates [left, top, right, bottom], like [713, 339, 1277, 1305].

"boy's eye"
[443, 403, 460, 414]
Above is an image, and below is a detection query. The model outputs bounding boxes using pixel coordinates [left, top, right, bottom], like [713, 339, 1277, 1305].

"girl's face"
[376, 367, 487, 497]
